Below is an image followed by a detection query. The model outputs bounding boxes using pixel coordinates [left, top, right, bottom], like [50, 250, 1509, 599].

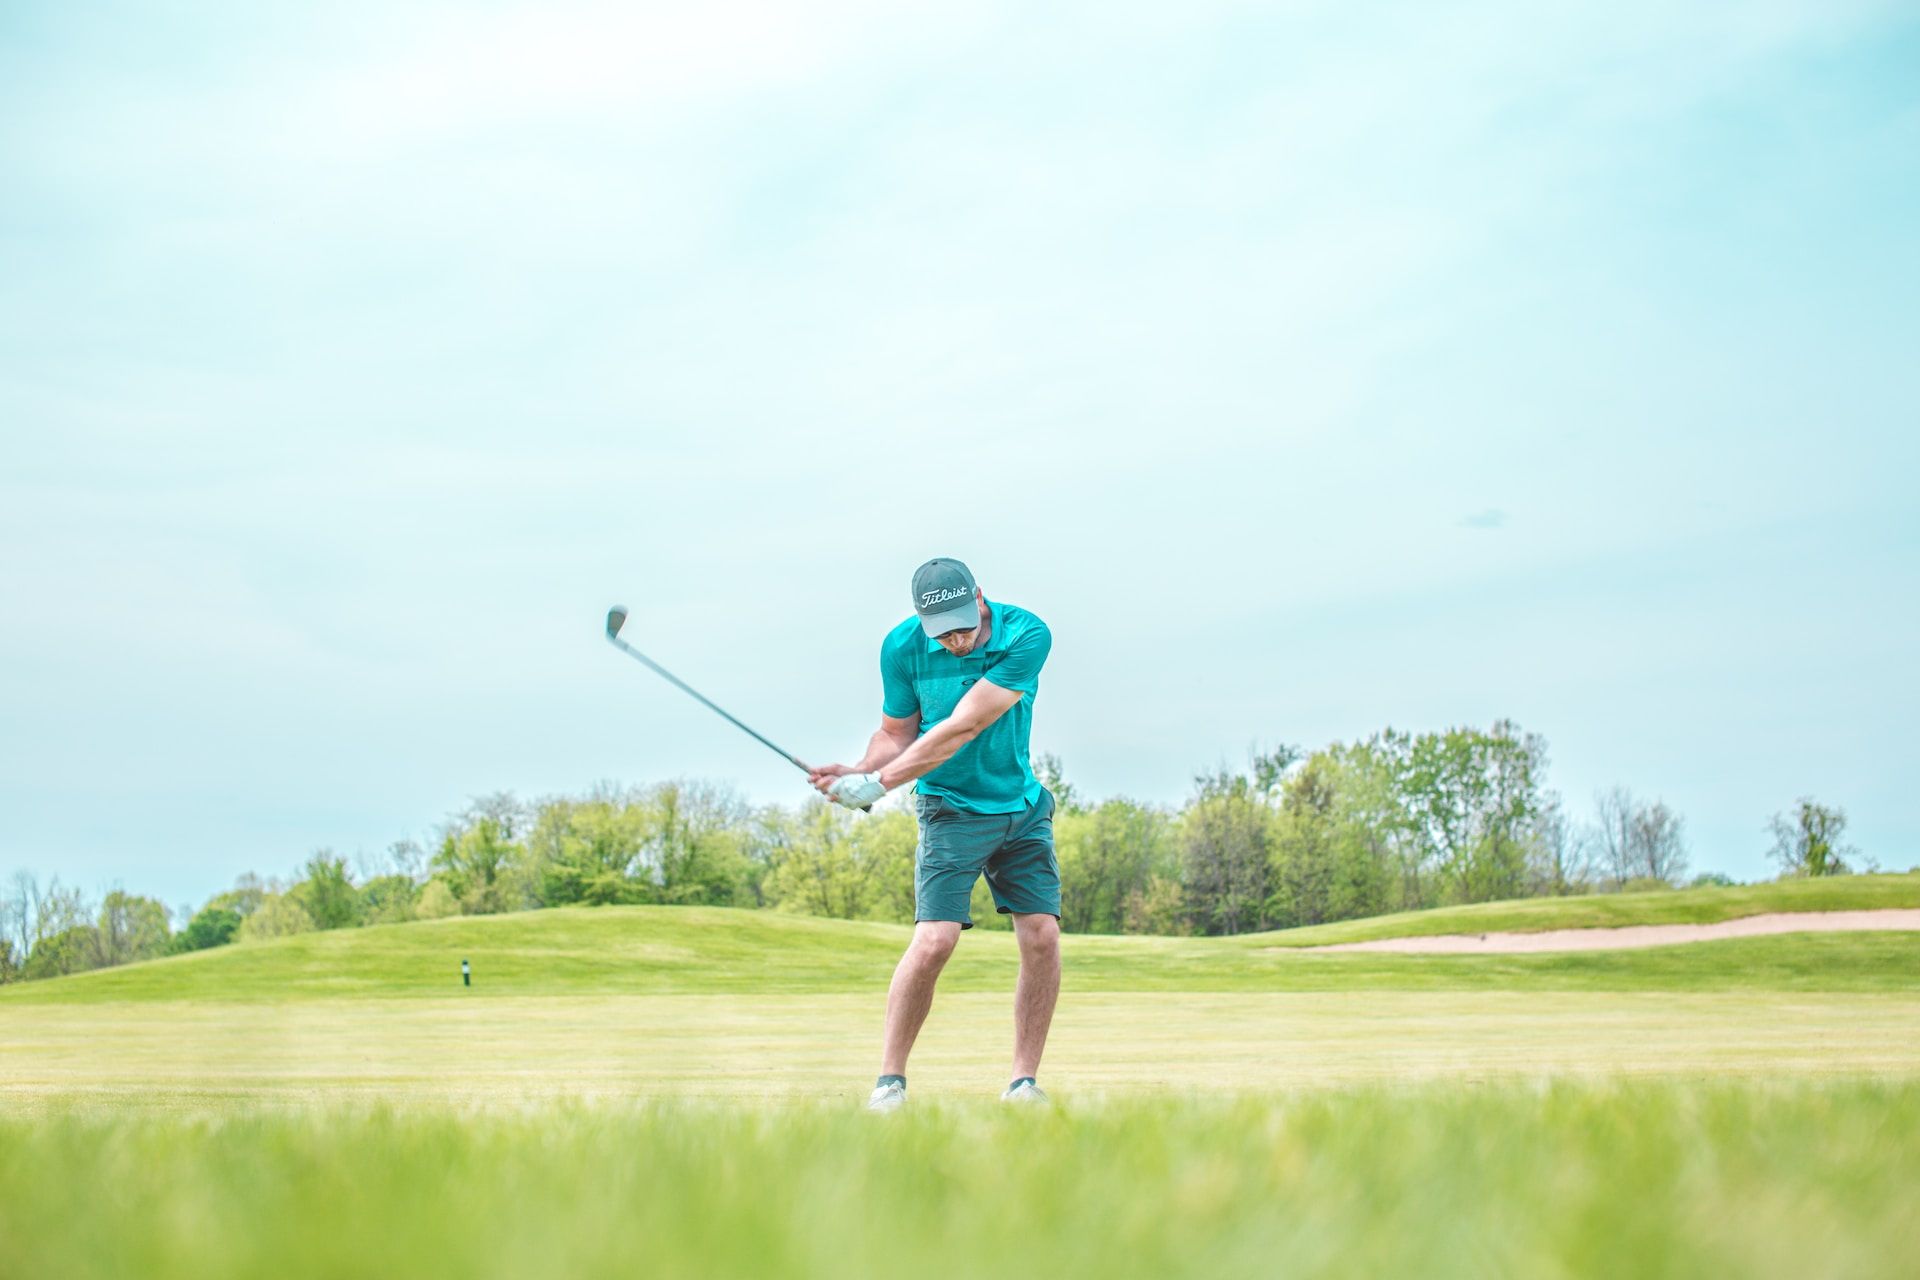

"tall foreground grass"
[4, 1082, 1915, 1279]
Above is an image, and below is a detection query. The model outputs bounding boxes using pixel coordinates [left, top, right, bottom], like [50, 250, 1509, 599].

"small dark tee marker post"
[461, 958, 471, 988]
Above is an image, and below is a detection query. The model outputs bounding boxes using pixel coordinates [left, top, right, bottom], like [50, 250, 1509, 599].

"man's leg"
[1009, 912, 1061, 1080]
[880, 920, 963, 1077]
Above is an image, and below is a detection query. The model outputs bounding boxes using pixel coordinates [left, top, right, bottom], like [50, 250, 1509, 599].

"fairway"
[6, 879, 1920, 1112]
[6, 889, 1917, 1279]
[7, 992, 1920, 1111]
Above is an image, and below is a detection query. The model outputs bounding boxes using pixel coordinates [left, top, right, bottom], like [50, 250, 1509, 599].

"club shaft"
[607, 635, 808, 772]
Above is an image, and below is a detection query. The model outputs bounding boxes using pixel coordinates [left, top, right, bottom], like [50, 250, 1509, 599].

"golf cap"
[912, 558, 980, 637]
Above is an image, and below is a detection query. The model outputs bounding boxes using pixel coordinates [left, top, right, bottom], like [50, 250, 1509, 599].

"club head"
[605, 605, 629, 640]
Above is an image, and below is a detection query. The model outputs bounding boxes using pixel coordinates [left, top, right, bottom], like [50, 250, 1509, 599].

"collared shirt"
[879, 600, 1052, 814]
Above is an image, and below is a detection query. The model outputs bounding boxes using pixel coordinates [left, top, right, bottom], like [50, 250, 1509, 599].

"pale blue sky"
[3, 0, 1916, 910]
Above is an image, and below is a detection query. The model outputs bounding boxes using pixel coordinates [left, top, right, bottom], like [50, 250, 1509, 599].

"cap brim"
[919, 602, 978, 637]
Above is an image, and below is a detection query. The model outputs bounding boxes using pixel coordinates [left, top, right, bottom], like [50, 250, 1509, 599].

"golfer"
[810, 557, 1059, 1111]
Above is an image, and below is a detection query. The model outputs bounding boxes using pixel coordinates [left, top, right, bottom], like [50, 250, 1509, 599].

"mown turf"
[4, 886, 1914, 1279]
[9, 992, 1919, 1110]
[2, 1082, 1914, 1280]
[5, 876, 1917, 1004]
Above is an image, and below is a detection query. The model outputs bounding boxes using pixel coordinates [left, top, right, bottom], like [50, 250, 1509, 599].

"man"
[810, 557, 1059, 1111]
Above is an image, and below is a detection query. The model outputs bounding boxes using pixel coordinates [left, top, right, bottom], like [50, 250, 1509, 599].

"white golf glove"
[828, 771, 887, 810]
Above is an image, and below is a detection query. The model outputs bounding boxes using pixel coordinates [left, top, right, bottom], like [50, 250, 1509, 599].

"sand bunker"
[1304, 909, 1920, 954]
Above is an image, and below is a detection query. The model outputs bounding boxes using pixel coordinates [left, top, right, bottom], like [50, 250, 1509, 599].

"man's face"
[934, 625, 980, 657]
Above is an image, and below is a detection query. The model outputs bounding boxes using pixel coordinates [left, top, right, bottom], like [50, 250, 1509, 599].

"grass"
[3, 1082, 1916, 1280]
[4, 876, 1915, 1108]
[8, 992, 1920, 1110]
[4, 873, 1916, 1004]
[1250, 871, 1920, 946]
[5, 879, 1916, 1277]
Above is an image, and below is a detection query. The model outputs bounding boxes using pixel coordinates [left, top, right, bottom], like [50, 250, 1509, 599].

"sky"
[2, 0, 1916, 912]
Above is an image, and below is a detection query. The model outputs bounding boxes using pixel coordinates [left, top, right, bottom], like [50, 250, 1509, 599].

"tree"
[461, 791, 530, 841]
[93, 891, 171, 967]
[4, 873, 89, 957]
[1593, 787, 1635, 885]
[1032, 753, 1082, 816]
[1328, 736, 1424, 913]
[528, 796, 656, 906]
[433, 794, 537, 912]
[1401, 721, 1546, 904]
[358, 874, 420, 925]
[765, 802, 868, 919]
[3, 874, 94, 979]
[433, 817, 522, 914]
[1267, 747, 1403, 928]
[1057, 799, 1175, 934]
[414, 879, 460, 920]
[1123, 873, 1190, 935]
[847, 807, 918, 923]
[757, 799, 917, 924]
[651, 781, 753, 907]
[1250, 744, 1303, 795]
[207, 873, 270, 920]
[0, 873, 32, 968]
[173, 905, 242, 952]
[1768, 798, 1855, 878]
[239, 895, 316, 942]
[1181, 769, 1274, 934]
[967, 875, 1014, 931]
[1267, 755, 1342, 928]
[23, 924, 102, 980]
[294, 852, 361, 930]
[0, 937, 17, 983]
[1629, 800, 1688, 885]
[1525, 792, 1590, 897]
[1593, 788, 1689, 887]
[385, 838, 428, 881]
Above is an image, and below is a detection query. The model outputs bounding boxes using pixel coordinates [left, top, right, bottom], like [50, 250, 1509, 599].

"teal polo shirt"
[880, 601, 1052, 814]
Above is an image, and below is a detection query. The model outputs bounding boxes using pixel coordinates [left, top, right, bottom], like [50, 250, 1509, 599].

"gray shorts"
[913, 788, 1060, 928]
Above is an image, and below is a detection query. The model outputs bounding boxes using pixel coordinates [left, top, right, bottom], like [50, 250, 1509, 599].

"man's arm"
[808, 714, 919, 794]
[872, 619, 1046, 790]
[810, 630, 925, 795]
[874, 680, 1023, 791]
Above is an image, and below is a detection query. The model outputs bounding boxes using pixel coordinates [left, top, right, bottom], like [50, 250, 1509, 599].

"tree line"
[0, 720, 1874, 984]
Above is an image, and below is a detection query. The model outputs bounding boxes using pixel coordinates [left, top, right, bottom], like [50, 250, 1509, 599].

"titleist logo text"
[920, 587, 971, 607]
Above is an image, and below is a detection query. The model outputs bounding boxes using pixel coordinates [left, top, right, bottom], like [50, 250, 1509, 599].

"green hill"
[3, 875, 1916, 1004]
[1249, 872, 1920, 946]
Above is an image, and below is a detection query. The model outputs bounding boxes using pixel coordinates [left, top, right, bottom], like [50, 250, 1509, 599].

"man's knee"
[1013, 913, 1060, 958]
[906, 921, 962, 970]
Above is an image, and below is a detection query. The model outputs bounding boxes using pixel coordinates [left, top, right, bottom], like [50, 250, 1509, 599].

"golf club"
[603, 605, 871, 811]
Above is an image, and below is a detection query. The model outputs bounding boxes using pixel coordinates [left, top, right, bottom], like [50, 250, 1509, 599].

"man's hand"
[808, 763, 856, 795]
[827, 772, 887, 810]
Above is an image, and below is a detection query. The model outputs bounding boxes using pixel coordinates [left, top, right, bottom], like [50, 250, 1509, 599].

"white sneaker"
[1001, 1079, 1048, 1104]
[867, 1081, 907, 1113]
